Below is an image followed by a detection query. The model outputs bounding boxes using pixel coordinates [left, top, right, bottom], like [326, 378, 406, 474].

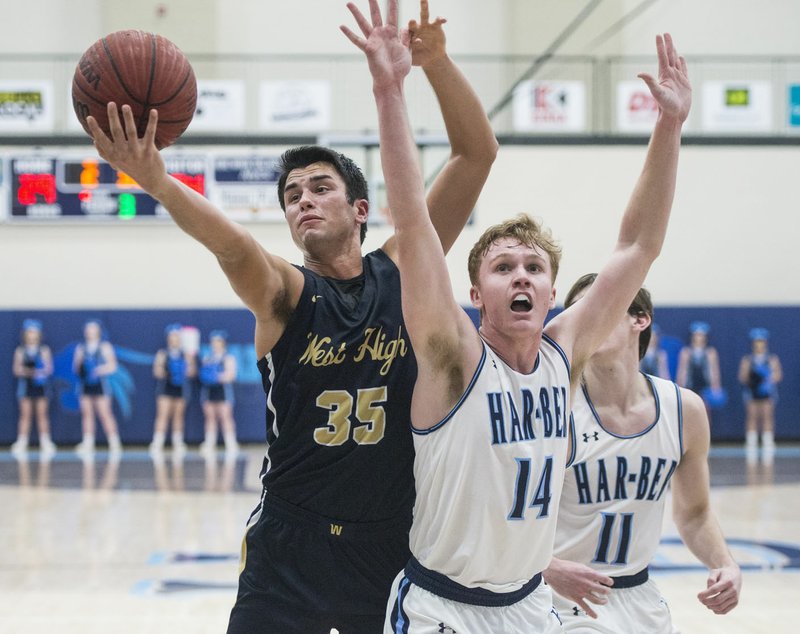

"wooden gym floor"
[1, 444, 798, 633]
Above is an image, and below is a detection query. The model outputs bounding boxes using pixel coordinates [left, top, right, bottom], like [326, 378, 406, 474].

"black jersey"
[257, 249, 417, 524]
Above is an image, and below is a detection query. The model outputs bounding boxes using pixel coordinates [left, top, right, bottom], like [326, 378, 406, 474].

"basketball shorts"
[227, 491, 412, 634]
[384, 558, 562, 634]
[552, 569, 678, 633]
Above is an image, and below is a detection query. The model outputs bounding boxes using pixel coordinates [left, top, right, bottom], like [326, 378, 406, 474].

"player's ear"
[354, 198, 369, 223]
[548, 286, 557, 309]
[633, 312, 651, 331]
[469, 284, 482, 310]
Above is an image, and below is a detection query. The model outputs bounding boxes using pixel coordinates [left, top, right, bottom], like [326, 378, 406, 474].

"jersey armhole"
[412, 344, 487, 435]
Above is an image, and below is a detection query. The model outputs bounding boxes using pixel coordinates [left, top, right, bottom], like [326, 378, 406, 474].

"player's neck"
[583, 351, 647, 413]
[479, 326, 541, 374]
[303, 241, 364, 280]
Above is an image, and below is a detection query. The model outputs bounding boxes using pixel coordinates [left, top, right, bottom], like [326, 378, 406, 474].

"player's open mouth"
[510, 294, 532, 312]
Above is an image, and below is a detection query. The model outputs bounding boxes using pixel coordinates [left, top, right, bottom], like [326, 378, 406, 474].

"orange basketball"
[72, 30, 197, 149]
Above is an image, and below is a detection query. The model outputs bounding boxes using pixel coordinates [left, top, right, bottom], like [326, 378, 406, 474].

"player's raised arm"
[86, 104, 303, 356]
[381, 0, 498, 259]
[670, 388, 742, 615]
[546, 33, 691, 381]
[342, 0, 477, 416]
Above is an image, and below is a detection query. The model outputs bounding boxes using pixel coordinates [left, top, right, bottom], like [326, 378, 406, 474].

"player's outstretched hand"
[697, 564, 742, 615]
[86, 103, 167, 195]
[341, 0, 411, 91]
[637, 33, 691, 123]
[543, 558, 614, 619]
[407, 0, 448, 68]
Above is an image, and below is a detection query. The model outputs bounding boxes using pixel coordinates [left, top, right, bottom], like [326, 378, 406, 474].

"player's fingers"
[400, 28, 411, 48]
[408, 19, 419, 33]
[143, 109, 158, 148]
[85, 115, 110, 146]
[419, 0, 430, 24]
[121, 104, 138, 141]
[345, 2, 372, 37]
[637, 72, 659, 96]
[339, 25, 366, 50]
[386, 0, 398, 27]
[654, 34, 668, 73]
[433, 17, 447, 27]
[664, 32, 678, 67]
[679, 55, 688, 77]
[368, 0, 383, 27]
[106, 102, 125, 142]
[578, 599, 598, 619]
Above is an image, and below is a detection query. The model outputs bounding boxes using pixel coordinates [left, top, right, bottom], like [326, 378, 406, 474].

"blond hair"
[467, 214, 562, 285]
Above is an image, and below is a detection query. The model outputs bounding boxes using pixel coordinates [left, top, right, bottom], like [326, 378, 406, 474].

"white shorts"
[552, 577, 678, 634]
[384, 569, 564, 634]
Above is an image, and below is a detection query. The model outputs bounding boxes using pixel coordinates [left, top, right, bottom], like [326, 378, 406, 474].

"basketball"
[72, 30, 197, 149]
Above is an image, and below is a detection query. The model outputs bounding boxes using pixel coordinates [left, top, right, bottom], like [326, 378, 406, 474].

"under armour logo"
[572, 606, 583, 616]
[438, 624, 457, 634]
[582, 431, 599, 442]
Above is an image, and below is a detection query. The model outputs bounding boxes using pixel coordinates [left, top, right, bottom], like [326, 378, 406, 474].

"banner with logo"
[788, 84, 800, 128]
[190, 80, 246, 132]
[702, 81, 772, 132]
[616, 81, 658, 132]
[259, 80, 331, 131]
[0, 81, 54, 132]
[512, 80, 586, 132]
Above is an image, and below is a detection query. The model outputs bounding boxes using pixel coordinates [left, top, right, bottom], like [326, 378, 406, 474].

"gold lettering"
[299, 333, 347, 367]
[353, 326, 408, 375]
[330, 523, 343, 536]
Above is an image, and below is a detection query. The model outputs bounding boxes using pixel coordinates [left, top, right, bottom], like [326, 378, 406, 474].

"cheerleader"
[11, 319, 56, 458]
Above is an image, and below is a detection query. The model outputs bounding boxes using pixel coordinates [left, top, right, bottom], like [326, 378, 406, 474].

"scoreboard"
[2, 152, 283, 222]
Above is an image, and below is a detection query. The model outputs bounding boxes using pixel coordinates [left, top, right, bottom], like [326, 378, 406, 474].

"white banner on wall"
[702, 81, 772, 132]
[512, 80, 586, 132]
[0, 81, 54, 132]
[190, 80, 246, 132]
[259, 80, 331, 131]
[616, 81, 658, 132]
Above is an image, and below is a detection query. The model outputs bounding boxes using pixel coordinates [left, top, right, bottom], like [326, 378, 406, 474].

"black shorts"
[159, 382, 187, 399]
[18, 379, 46, 400]
[227, 491, 411, 634]
[82, 382, 107, 397]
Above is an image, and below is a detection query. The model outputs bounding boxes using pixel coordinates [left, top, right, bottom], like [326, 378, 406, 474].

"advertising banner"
[259, 80, 331, 131]
[0, 81, 55, 132]
[702, 81, 772, 132]
[512, 80, 586, 132]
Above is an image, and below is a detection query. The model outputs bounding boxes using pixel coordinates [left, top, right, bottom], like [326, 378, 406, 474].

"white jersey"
[554, 374, 684, 576]
[409, 334, 570, 593]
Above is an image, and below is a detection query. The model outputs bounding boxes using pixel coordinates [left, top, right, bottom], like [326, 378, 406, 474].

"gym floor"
[1, 444, 798, 633]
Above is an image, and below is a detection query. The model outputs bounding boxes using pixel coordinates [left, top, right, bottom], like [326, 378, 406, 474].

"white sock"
[151, 431, 165, 447]
[762, 430, 775, 449]
[171, 430, 184, 446]
[745, 430, 758, 448]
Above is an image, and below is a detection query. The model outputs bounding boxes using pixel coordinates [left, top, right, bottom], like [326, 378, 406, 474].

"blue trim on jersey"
[390, 576, 411, 634]
[412, 344, 487, 435]
[541, 332, 570, 377]
[582, 373, 662, 439]
[611, 566, 649, 588]
[404, 556, 542, 607]
[675, 383, 684, 456]
[565, 413, 577, 468]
